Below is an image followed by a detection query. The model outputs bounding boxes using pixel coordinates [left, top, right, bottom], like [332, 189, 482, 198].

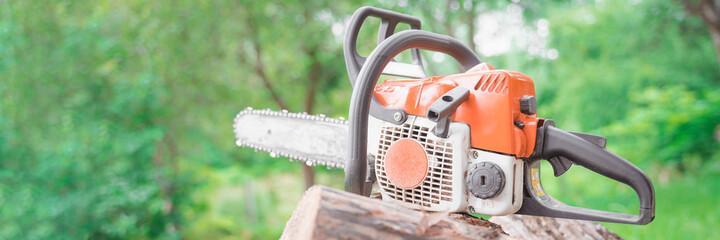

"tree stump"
[281, 186, 621, 239]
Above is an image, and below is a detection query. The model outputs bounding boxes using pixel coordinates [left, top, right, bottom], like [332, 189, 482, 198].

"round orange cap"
[384, 139, 428, 189]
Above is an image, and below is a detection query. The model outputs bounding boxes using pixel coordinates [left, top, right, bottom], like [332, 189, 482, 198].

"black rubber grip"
[517, 125, 656, 224]
[344, 6, 423, 85]
[345, 29, 481, 195]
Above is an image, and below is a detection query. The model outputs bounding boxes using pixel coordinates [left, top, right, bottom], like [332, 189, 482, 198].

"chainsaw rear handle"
[345, 29, 481, 195]
[517, 124, 656, 225]
[344, 6, 424, 84]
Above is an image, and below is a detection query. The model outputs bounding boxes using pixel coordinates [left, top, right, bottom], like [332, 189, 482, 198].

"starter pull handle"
[517, 125, 656, 225]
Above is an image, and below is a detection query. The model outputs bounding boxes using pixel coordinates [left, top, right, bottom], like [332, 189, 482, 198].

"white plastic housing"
[368, 115, 523, 215]
[466, 149, 524, 215]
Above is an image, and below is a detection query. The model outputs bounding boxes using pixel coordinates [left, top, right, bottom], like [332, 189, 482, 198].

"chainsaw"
[234, 7, 655, 225]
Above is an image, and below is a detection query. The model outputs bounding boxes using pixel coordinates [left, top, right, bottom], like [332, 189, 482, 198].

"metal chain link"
[233, 107, 348, 169]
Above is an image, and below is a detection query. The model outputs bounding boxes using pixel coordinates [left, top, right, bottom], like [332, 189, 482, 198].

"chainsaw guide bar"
[233, 108, 348, 169]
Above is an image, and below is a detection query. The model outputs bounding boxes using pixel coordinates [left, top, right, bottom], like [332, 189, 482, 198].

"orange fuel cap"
[384, 139, 428, 189]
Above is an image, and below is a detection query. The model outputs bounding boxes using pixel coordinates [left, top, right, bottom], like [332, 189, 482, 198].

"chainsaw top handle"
[344, 27, 481, 195]
[344, 6, 424, 84]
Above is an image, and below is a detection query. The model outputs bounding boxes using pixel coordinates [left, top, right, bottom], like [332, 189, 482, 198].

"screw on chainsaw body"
[393, 112, 402, 122]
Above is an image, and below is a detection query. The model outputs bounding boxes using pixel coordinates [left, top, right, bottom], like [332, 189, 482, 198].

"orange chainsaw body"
[373, 63, 540, 158]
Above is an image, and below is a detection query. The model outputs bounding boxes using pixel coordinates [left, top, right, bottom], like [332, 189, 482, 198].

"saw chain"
[233, 108, 348, 169]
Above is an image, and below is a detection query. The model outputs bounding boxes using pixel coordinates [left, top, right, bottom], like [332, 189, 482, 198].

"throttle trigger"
[548, 157, 573, 177]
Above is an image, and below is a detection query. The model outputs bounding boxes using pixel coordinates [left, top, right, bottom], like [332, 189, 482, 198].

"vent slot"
[375, 120, 455, 208]
[512, 162, 517, 205]
[473, 73, 508, 93]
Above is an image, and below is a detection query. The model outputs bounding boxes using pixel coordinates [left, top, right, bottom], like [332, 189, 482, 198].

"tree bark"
[241, 8, 318, 189]
[489, 215, 622, 240]
[281, 186, 513, 239]
[251, 41, 289, 110]
[298, 16, 323, 189]
[466, 1, 477, 54]
[680, 0, 720, 68]
[281, 186, 623, 239]
[299, 46, 323, 190]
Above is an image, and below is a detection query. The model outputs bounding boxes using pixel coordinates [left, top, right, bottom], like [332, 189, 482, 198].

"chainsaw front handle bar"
[517, 124, 656, 225]
[345, 29, 480, 195]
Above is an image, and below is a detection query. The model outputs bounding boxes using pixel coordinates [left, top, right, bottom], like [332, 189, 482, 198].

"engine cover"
[368, 115, 523, 215]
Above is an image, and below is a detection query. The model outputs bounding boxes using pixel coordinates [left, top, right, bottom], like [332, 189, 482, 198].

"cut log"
[489, 215, 622, 240]
[281, 186, 621, 239]
[281, 186, 512, 239]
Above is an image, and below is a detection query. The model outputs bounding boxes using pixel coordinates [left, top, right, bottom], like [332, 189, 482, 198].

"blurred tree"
[234, 0, 356, 189]
[680, 0, 720, 67]
[516, 0, 720, 170]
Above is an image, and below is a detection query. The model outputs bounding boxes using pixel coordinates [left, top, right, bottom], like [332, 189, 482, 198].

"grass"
[603, 174, 720, 239]
[539, 161, 720, 238]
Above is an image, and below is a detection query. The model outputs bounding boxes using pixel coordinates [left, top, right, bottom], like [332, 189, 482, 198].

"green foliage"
[537, 0, 719, 129]
[602, 86, 720, 170]
[0, 1, 190, 238]
[531, 0, 720, 170]
[517, 0, 720, 238]
[0, 0, 718, 239]
[0, 0, 355, 238]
